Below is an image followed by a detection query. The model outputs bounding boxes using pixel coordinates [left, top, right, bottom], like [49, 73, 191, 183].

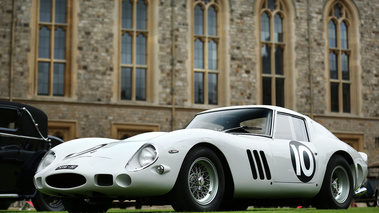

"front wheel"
[170, 147, 225, 211]
[62, 198, 112, 213]
[315, 155, 353, 209]
[32, 191, 65, 211]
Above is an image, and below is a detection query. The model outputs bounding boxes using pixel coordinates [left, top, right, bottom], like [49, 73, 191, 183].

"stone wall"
[0, 0, 378, 163]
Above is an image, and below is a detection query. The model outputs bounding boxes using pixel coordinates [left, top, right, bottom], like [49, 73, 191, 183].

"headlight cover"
[126, 144, 158, 172]
[37, 150, 56, 173]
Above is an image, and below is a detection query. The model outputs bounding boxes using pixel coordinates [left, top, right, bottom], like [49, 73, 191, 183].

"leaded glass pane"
[330, 82, 339, 112]
[268, 0, 276, 11]
[121, 33, 132, 64]
[208, 6, 217, 36]
[208, 40, 217, 70]
[194, 5, 204, 35]
[343, 83, 350, 113]
[275, 78, 284, 107]
[122, 0, 133, 29]
[261, 12, 270, 41]
[328, 20, 337, 48]
[194, 72, 204, 104]
[329, 52, 338, 79]
[40, 0, 51, 22]
[274, 14, 283, 42]
[208, 73, 218, 105]
[53, 63, 65, 96]
[136, 34, 146, 65]
[340, 21, 348, 49]
[341, 52, 349, 80]
[194, 39, 204, 69]
[54, 27, 66, 59]
[262, 77, 272, 105]
[136, 68, 146, 101]
[275, 46, 283, 75]
[38, 62, 50, 95]
[334, 4, 342, 18]
[121, 67, 132, 100]
[55, 0, 67, 23]
[136, 0, 147, 30]
[38, 26, 51, 58]
[262, 44, 271, 74]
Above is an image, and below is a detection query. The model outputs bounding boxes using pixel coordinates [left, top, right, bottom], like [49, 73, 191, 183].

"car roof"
[0, 100, 48, 137]
[199, 105, 307, 118]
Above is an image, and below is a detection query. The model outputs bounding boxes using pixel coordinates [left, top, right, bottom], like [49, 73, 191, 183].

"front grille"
[46, 173, 86, 188]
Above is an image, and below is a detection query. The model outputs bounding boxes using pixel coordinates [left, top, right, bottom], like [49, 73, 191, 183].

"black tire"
[62, 198, 112, 213]
[315, 155, 353, 209]
[376, 190, 379, 207]
[170, 147, 225, 211]
[32, 191, 65, 211]
[0, 200, 12, 210]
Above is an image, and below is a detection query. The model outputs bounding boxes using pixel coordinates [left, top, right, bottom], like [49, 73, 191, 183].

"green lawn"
[2, 207, 378, 213]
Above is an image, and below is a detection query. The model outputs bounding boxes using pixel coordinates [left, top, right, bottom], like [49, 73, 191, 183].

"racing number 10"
[289, 141, 316, 183]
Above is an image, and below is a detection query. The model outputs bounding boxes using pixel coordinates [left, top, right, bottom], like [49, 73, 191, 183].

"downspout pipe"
[307, 0, 314, 119]
[170, 0, 176, 131]
[9, 0, 16, 102]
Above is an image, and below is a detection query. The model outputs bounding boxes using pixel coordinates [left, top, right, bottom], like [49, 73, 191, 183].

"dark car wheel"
[32, 191, 65, 211]
[315, 155, 353, 209]
[62, 198, 112, 213]
[171, 147, 225, 212]
[376, 191, 379, 207]
[0, 200, 12, 210]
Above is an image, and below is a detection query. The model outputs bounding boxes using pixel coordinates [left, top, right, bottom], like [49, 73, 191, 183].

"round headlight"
[138, 146, 157, 167]
[37, 151, 56, 173]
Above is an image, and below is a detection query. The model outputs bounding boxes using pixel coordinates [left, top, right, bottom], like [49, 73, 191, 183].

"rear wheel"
[376, 191, 379, 207]
[171, 147, 225, 211]
[315, 155, 353, 209]
[62, 198, 112, 213]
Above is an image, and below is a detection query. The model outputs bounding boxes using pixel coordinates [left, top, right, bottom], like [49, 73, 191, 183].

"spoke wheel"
[188, 157, 218, 205]
[330, 165, 350, 204]
[171, 147, 225, 212]
[315, 155, 353, 209]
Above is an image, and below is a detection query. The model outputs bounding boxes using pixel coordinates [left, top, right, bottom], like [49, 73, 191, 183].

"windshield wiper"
[223, 126, 262, 133]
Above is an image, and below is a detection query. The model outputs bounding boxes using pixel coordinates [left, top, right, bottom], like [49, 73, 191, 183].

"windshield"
[186, 108, 273, 136]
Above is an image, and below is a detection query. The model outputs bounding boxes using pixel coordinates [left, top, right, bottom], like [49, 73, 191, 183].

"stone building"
[0, 0, 378, 164]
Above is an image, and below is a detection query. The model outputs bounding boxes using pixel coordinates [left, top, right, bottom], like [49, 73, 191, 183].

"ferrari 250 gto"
[34, 105, 368, 212]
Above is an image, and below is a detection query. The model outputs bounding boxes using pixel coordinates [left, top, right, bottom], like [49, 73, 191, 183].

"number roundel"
[289, 141, 316, 182]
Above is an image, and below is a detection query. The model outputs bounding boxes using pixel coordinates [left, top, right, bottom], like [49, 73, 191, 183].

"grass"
[1, 207, 378, 213]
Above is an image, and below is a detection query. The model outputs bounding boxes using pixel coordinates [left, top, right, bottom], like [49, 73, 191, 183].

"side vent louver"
[246, 149, 271, 180]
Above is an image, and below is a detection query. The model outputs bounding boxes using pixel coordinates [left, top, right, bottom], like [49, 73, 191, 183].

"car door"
[0, 106, 23, 193]
[269, 112, 318, 185]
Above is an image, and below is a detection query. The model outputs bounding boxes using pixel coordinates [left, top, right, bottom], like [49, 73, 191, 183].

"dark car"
[0, 100, 65, 211]
[355, 161, 379, 207]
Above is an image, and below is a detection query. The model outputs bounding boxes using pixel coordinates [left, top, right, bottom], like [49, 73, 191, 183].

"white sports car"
[34, 105, 368, 212]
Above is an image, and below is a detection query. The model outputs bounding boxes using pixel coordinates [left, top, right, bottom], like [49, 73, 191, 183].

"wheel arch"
[327, 151, 357, 187]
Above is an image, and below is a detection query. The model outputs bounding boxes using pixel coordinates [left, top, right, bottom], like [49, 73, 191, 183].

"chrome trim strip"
[21, 107, 50, 142]
[0, 132, 45, 141]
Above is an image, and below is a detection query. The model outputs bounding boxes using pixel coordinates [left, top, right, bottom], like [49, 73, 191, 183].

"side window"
[0, 108, 18, 130]
[275, 114, 293, 140]
[275, 113, 309, 142]
[292, 116, 309, 142]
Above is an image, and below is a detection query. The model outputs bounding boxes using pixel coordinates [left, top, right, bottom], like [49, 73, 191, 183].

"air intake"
[46, 173, 86, 188]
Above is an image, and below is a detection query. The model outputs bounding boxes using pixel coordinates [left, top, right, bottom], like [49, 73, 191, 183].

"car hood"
[52, 132, 167, 160]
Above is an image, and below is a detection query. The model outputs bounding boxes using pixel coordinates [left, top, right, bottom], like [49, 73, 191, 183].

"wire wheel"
[188, 157, 219, 205]
[330, 165, 350, 204]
